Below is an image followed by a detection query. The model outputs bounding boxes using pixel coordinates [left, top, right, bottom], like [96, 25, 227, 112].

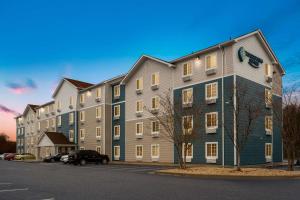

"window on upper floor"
[136, 77, 143, 91]
[183, 62, 192, 77]
[38, 122, 41, 131]
[114, 85, 120, 98]
[151, 72, 159, 86]
[136, 100, 143, 113]
[69, 96, 74, 106]
[206, 112, 218, 130]
[46, 120, 49, 128]
[80, 129, 85, 140]
[80, 111, 85, 122]
[205, 54, 217, 70]
[182, 116, 193, 134]
[57, 116, 61, 126]
[182, 88, 193, 105]
[96, 88, 102, 99]
[265, 88, 272, 107]
[151, 121, 160, 134]
[69, 113, 74, 124]
[57, 101, 61, 110]
[265, 64, 272, 77]
[265, 116, 273, 134]
[80, 93, 85, 104]
[52, 118, 55, 127]
[96, 106, 102, 119]
[114, 125, 120, 139]
[206, 82, 218, 100]
[151, 96, 159, 110]
[69, 130, 74, 142]
[96, 127, 101, 138]
[114, 105, 120, 118]
[182, 143, 193, 158]
[136, 122, 143, 136]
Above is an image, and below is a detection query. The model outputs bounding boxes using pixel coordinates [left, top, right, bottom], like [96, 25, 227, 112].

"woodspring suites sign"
[238, 47, 263, 68]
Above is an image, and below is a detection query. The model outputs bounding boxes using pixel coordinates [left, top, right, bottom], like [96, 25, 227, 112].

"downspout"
[219, 45, 225, 167]
[233, 74, 237, 166]
[103, 86, 106, 155]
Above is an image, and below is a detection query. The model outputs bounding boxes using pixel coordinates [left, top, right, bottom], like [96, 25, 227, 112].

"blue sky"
[0, 0, 299, 140]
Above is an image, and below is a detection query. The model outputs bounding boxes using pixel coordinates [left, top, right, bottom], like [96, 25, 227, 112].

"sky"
[0, 0, 300, 141]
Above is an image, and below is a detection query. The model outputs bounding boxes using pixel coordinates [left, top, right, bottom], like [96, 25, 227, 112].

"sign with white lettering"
[238, 47, 263, 68]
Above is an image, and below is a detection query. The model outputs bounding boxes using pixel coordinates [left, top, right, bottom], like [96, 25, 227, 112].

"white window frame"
[265, 88, 272, 106]
[205, 142, 218, 160]
[265, 116, 273, 133]
[38, 122, 41, 131]
[69, 96, 74, 106]
[80, 93, 85, 104]
[151, 144, 160, 159]
[114, 105, 120, 118]
[151, 72, 160, 86]
[136, 77, 143, 90]
[136, 100, 143, 113]
[265, 143, 272, 160]
[182, 62, 192, 77]
[69, 130, 74, 142]
[135, 122, 143, 136]
[96, 127, 101, 139]
[80, 111, 85, 122]
[182, 88, 193, 104]
[265, 64, 272, 77]
[205, 112, 218, 130]
[114, 125, 120, 139]
[151, 121, 160, 134]
[114, 85, 120, 98]
[51, 118, 55, 128]
[136, 145, 143, 159]
[96, 88, 102, 98]
[96, 106, 102, 119]
[46, 120, 49, 128]
[96, 146, 101, 154]
[205, 82, 218, 100]
[182, 143, 193, 159]
[114, 145, 120, 160]
[69, 112, 74, 125]
[57, 116, 62, 127]
[151, 96, 159, 110]
[182, 115, 193, 134]
[205, 53, 217, 70]
[80, 129, 85, 140]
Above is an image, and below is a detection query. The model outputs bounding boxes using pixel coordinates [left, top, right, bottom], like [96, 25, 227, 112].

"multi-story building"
[15, 116, 25, 154]
[16, 30, 284, 166]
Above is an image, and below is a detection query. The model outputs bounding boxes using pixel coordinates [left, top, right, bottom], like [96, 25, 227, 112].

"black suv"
[68, 150, 110, 165]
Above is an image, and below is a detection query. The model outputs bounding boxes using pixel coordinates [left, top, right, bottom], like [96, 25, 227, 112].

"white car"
[60, 154, 69, 164]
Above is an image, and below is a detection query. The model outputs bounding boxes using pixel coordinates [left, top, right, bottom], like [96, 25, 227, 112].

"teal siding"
[273, 95, 283, 162]
[56, 111, 77, 144]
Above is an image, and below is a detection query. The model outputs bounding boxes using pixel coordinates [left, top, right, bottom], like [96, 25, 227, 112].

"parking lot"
[1, 160, 300, 200]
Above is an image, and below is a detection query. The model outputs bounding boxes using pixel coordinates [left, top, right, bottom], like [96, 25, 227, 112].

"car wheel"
[80, 159, 86, 166]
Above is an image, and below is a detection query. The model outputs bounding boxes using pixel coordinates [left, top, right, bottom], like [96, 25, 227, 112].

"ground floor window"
[80, 147, 85, 150]
[96, 146, 101, 154]
[206, 142, 218, 160]
[136, 145, 143, 159]
[114, 146, 120, 160]
[265, 143, 272, 160]
[182, 143, 193, 159]
[151, 144, 160, 159]
[69, 130, 74, 142]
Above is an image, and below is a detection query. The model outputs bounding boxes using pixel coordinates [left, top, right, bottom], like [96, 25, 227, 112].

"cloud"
[0, 104, 20, 116]
[6, 78, 38, 94]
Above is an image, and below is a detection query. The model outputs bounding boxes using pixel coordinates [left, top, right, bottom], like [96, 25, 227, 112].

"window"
[114, 125, 120, 138]
[182, 143, 193, 158]
[136, 145, 143, 159]
[206, 82, 218, 100]
[206, 142, 218, 159]
[114, 146, 120, 159]
[265, 88, 272, 106]
[183, 62, 192, 76]
[206, 112, 218, 129]
[46, 106, 50, 114]
[114, 85, 120, 98]
[96, 146, 101, 154]
[182, 88, 193, 104]
[80, 147, 85, 150]
[151, 96, 159, 109]
[136, 100, 143, 113]
[69, 113, 74, 124]
[205, 54, 217, 70]
[182, 116, 193, 134]
[46, 120, 49, 128]
[151, 121, 159, 134]
[80, 93, 85, 104]
[57, 116, 61, 126]
[80, 129, 85, 140]
[151, 144, 160, 158]
[136, 78, 143, 90]
[96, 127, 101, 138]
[151, 72, 159, 86]
[69, 96, 73, 106]
[96, 107, 102, 119]
[136, 122, 143, 136]
[51, 118, 55, 127]
[265, 64, 272, 77]
[114, 105, 120, 118]
[265, 116, 272, 133]
[57, 101, 61, 110]
[69, 130, 74, 142]
[265, 143, 272, 159]
[38, 122, 41, 131]
[96, 88, 102, 98]
[80, 111, 85, 122]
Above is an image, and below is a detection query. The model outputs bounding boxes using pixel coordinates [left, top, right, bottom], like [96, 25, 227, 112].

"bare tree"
[144, 89, 203, 169]
[273, 87, 300, 171]
[225, 80, 261, 171]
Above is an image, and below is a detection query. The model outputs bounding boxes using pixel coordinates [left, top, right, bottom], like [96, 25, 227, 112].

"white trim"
[114, 145, 120, 160]
[151, 144, 160, 159]
[96, 146, 101, 154]
[182, 115, 193, 134]
[205, 142, 218, 160]
[79, 129, 85, 140]
[114, 125, 121, 139]
[113, 85, 121, 98]
[205, 82, 218, 100]
[114, 105, 121, 118]
[182, 88, 193, 105]
[96, 126, 101, 139]
[135, 145, 143, 159]
[182, 62, 193, 77]
[136, 100, 144, 113]
[151, 120, 160, 135]
[205, 53, 217, 71]
[265, 143, 272, 160]
[77, 103, 105, 111]
[182, 143, 193, 161]
[111, 101, 126, 106]
[135, 122, 143, 136]
[205, 112, 218, 130]
[151, 72, 160, 87]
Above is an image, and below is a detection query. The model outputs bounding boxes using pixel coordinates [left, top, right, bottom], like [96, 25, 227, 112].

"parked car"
[68, 150, 110, 166]
[0, 153, 9, 160]
[4, 153, 15, 161]
[43, 153, 66, 162]
[14, 153, 35, 160]
[60, 154, 69, 164]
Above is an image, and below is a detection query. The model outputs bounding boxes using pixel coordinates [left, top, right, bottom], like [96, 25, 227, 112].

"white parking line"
[0, 188, 29, 193]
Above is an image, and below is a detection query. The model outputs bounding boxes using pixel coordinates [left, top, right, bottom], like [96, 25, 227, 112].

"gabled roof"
[23, 104, 39, 116]
[170, 29, 285, 75]
[39, 132, 74, 145]
[52, 78, 94, 98]
[121, 55, 175, 84]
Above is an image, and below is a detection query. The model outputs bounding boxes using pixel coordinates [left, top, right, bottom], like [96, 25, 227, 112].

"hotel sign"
[238, 47, 263, 68]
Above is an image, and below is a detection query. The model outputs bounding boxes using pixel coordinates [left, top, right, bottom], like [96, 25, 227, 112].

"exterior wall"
[54, 81, 78, 115]
[112, 84, 125, 161]
[23, 109, 38, 156]
[172, 46, 234, 89]
[273, 95, 283, 162]
[125, 59, 174, 163]
[56, 111, 76, 143]
[16, 125, 25, 154]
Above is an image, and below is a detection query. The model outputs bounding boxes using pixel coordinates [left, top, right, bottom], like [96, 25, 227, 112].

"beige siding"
[54, 81, 78, 115]
[78, 85, 105, 108]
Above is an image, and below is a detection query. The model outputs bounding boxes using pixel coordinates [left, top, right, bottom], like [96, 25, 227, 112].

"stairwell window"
[80, 111, 85, 122]
[265, 143, 272, 161]
[136, 100, 143, 113]
[206, 142, 218, 161]
[265, 88, 272, 107]
[114, 145, 120, 160]
[136, 145, 143, 159]
[114, 85, 120, 98]
[136, 78, 143, 91]
[69, 113, 74, 125]
[136, 122, 143, 136]
[96, 127, 101, 139]
[265, 116, 273, 135]
[151, 72, 159, 86]
[182, 88, 193, 106]
[114, 105, 120, 118]
[96, 107, 102, 119]
[151, 96, 159, 110]
[205, 54, 217, 70]
[151, 144, 160, 159]
[69, 130, 74, 142]
[182, 116, 193, 134]
[205, 82, 218, 100]
[183, 62, 192, 77]
[80, 129, 85, 140]
[57, 116, 61, 127]
[114, 125, 120, 139]
[80, 93, 85, 104]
